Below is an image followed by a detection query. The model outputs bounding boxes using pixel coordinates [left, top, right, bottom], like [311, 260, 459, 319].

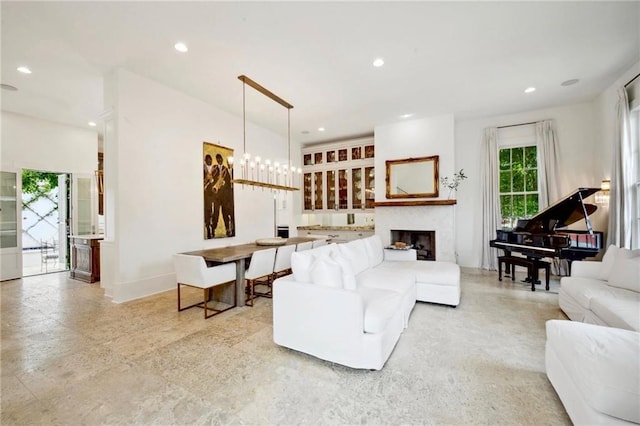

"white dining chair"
[296, 241, 313, 252]
[272, 244, 296, 281]
[245, 248, 277, 306]
[173, 254, 236, 319]
[312, 239, 328, 249]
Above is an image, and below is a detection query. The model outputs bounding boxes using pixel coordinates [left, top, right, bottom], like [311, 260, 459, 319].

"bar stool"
[245, 248, 277, 306]
[172, 254, 237, 318]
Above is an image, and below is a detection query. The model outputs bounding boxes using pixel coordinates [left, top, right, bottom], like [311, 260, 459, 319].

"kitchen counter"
[297, 225, 375, 231]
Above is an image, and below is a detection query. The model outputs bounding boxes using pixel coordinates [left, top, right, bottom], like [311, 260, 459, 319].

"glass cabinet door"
[326, 150, 336, 163]
[0, 171, 18, 249]
[338, 169, 348, 209]
[303, 173, 312, 210]
[314, 171, 323, 210]
[326, 170, 336, 210]
[338, 149, 348, 162]
[364, 166, 375, 208]
[352, 168, 362, 209]
[303, 154, 313, 166]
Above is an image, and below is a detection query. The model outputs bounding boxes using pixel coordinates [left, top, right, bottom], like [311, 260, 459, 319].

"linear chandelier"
[230, 75, 300, 192]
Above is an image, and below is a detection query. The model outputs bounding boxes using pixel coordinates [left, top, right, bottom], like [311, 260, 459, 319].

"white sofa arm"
[273, 275, 366, 353]
[570, 261, 602, 278]
[383, 248, 417, 261]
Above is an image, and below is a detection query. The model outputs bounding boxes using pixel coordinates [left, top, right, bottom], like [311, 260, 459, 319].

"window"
[499, 145, 539, 229]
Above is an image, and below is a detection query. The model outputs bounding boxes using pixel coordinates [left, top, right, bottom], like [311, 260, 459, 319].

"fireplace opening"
[390, 230, 436, 261]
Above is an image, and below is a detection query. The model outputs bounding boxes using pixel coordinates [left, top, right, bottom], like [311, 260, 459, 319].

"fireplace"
[390, 230, 436, 261]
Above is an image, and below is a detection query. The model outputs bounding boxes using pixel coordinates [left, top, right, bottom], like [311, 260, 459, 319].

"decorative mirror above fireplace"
[385, 155, 439, 198]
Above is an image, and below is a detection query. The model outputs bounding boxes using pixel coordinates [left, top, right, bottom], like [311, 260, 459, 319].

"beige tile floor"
[1, 267, 571, 425]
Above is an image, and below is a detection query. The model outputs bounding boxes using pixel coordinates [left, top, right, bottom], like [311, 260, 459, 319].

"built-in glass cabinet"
[302, 138, 374, 212]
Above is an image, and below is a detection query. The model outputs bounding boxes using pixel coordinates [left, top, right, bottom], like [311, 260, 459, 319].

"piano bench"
[498, 255, 551, 291]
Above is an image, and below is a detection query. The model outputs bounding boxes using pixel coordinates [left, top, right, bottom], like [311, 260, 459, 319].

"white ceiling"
[2, 1, 639, 144]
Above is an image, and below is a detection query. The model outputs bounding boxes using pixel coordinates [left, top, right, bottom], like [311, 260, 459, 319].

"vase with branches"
[440, 169, 467, 199]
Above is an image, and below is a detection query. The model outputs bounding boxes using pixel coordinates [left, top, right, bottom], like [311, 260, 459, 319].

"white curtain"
[607, 87, 634, 248]
[536, 120, 561, 209]
[481, 127, 501, 270]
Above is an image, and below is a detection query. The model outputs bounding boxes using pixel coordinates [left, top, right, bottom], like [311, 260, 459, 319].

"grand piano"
[489, 188, 604, 274]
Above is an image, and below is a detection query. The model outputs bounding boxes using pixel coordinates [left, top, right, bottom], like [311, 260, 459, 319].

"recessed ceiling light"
[1, 83, 18, 91]
[88, 121, 97, 127]
[17, 66, 32, 74]
[318, 127, 325, 132]
[174, 42, 188, 53]
[561, 79, 579, 87]
[400, 113, 413, 119]
[373, 58, 384, 67]
[524, 87, 536, 93]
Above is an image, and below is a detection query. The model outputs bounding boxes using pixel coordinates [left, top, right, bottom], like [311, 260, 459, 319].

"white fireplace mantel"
[375, 204, 456, 262]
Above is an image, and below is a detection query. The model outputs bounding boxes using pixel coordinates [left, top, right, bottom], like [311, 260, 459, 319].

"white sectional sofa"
[559, 245, 640, 331]
[272, 235, 460, 370]
[546, 245, 640, 425]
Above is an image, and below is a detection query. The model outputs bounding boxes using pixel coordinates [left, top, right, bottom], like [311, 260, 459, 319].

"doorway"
[21, 170, 70, 276]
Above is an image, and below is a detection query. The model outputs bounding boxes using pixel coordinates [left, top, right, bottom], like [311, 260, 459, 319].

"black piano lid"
[517, 187, 600, 233]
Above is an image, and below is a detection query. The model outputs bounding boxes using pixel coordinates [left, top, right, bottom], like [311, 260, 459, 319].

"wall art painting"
[203, 142, 235, 239]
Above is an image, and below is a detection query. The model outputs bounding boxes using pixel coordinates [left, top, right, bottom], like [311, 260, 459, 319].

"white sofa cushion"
[310, 255, 343, 288]
[358, 287, 402, 333]
[356, 267, 415, 295]
[546, 320, 640, 423]
[378, 260, 460, 287]
[559, 277, 637, 310]
[589, 297, 640, 331]
[607, 256, 640, 292]
[598, 245, 633, 281]
[363, 235, 384, 268]
[338, 239, 370, 275]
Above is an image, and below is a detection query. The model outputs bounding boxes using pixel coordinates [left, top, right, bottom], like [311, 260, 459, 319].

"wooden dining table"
[182, 237, 316, 307]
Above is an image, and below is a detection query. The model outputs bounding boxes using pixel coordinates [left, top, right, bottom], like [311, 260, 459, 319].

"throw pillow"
[310, 254, 343, 288]
[291, 251, 315, 283]
[363, 235, 384, 267]
[597, 245, 620, 281]
[607, 256, 640, 293]
[331, 252, 358, 291]
[338, 239, 369, 275]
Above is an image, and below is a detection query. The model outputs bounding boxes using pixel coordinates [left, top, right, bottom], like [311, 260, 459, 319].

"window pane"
[525, 146, 537, 168]
[500, 171, 511, 192]
[499, 149, 510, 171]
[512, 147, 523, 166]
[526, 194, 539, 216]
[512, 165, 524, 192]
[525, 169, 537, 191]
[513, 194, 525, 218]
[500, 195, 512, 218]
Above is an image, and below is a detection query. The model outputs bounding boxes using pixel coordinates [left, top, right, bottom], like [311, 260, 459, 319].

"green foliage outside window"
[499, 146, 539, 228]
[22, 170, 59, 194]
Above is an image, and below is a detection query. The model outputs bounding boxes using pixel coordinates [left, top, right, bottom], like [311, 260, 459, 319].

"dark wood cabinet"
[70, 236, 103, 283]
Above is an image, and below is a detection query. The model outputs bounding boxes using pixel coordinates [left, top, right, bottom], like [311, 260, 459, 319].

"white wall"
[452, 57, 640, 270]
[1, 111, 97, 174]
[104, 69, 296, 302]
[374, 114, 455, 201]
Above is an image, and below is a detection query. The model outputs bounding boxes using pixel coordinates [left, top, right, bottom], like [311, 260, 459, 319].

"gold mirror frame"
[385, 155, 439, 198]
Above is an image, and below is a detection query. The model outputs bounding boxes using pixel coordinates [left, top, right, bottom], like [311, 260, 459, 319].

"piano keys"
[489, 188, 604, 272]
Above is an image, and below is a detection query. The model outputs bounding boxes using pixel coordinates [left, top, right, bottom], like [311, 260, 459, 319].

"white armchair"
[172, 254, 236, 319]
